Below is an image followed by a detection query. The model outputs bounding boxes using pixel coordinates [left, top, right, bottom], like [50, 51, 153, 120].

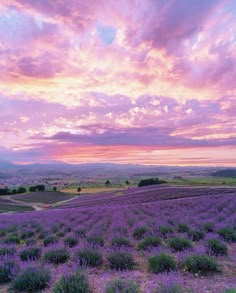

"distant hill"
[211, 169, 236, 178]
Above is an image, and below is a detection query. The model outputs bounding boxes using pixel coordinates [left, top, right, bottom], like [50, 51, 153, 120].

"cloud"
[0, 0, 235, 165]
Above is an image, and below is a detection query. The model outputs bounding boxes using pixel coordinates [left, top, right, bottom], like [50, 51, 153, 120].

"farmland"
[0, 185, 236, 292]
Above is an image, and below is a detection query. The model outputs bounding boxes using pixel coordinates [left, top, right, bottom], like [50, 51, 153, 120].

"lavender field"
[0, 186, 236, 292]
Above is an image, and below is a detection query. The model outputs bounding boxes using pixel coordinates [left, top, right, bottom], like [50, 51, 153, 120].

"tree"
[125, 180, 130, 185]
[29, 186, 36, 192]
[18, 187, 26, 194]
[77, 187, 82, 194]
[0, 188, 10, 195]
[138, 178, 167, 187]
[105, 180, 110, 186]
[53, 186, 57, 191]
[36, 185, 45, 192]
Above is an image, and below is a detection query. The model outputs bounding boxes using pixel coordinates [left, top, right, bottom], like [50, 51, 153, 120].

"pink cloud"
[0, 0, 235, 165]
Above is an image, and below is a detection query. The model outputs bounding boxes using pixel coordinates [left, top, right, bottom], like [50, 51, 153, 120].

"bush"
[3, 235, 20, 244]
[38, 230, 49, 239]
[160, 226, 173, 238]
[207, 239, 227, 256]
[64, 236, 78, 248]
[217, 227, 236, 242]
[75, 248, 102, 267]
[184, 254, 219, 274]
[138, 236, 161, 250]
[148, 253, 176, 273]
[169, 237, 192, 252]
[203, 223, 214, 233]
[56, 231, 66, 238]
[21, 230, 35, 240]
[106, 278, 140, 293]
[107, 252, 135, 270]
[111, 237, 131, 248]
[187, 230, 205, 241]
[75, 228, 86, 238]
[26, 238, 36, 246]
[43, 236, 58, 247]
[178, 224, 189, 233]
[133, 226, 148, 239]
[54, 270, 89, 293]
[20, 247, 41, 261]
[86, 235, 104, 246]
[9, 267, 50, 292]
[0, 247, 15, 257]
[42, 248, 69, 265]
[138, 178, 167, 187]
[155, 284, 183, 293]
[0, 261, 19, 284]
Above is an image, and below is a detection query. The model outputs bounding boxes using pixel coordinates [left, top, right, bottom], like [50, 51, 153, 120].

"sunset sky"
[0, 0, 235, 166]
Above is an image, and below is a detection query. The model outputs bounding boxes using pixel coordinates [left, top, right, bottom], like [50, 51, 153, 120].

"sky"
[0, 0, 235, 166]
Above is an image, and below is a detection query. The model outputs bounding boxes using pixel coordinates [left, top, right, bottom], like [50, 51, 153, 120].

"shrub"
[138, 236, 161, 250]
[26, 238, 36, 246]
[203, 223, 214, 233]
[21, 230, 35, 240]
[178, 224, 189, 233]
[111, 237, 131, 248]
[54, 270, 89, 293]
[0, 229, 6, 237]
[160, 226, 173, 238]
[3, 235, 20, 244]
[75, 228, 86, 238]
[169, 237, 192, 252]
[0, 261, 19, 284]
[86, 235, 104, 246]
[114, 226, 128, 235]
[148, 253, 176, 273]
[20, 247, 41, 261]
[64, 227, 72, 233]
[107, 252, 135, 270]
[106, 278, 140, 293]
[184, 254, 219, 274]
[207, 239, 227, 256]
[64, 236, 78, 248]
[155, 284, 183, 293]
[7, 226, 17, 233]
[0, 247, 15, 257]
[56, 231, 66, 238]
[42, 248, 69, 265]
[43, 236, 58, 247]
[133, 226, 148, 239]
[75, 248, 102, 267]
[187, 230, 205, 241]
[217, 227, 236, 242]
[9, 267, 50, 292]
[52, 225, 59, 233]
[38, 230, 49, 239]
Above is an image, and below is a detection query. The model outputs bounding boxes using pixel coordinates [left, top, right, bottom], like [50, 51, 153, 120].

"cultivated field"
[61, 187, 125, 194]
[12, 191, 76, 204]
[0, 185, 235, 292]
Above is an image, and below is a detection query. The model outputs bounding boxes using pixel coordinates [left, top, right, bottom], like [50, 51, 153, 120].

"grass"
[168, 177, 236, 186]
[12, 191, 75, 204]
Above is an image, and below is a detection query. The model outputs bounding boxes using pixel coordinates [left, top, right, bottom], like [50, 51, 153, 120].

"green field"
[168, 177, 236, 185]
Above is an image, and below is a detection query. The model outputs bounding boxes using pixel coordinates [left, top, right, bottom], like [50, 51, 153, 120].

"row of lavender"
[59, 186, 236, 208]
[0, 192, 235, 292]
